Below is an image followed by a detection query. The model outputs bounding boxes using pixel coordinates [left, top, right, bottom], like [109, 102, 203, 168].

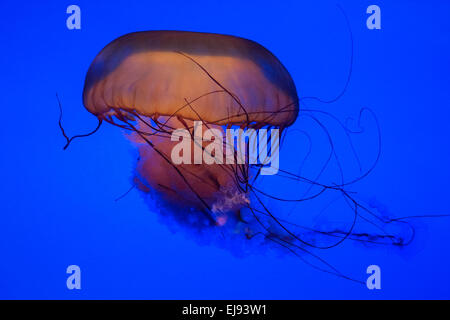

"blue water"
[1, 0, 449, 299]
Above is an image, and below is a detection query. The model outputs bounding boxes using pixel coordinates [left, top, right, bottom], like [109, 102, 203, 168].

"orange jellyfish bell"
[82, 31, 299, 224]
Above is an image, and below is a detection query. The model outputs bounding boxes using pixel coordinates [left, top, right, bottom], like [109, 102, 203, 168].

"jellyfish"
[82, 30, 297, 226]
[59, 30, 444, 284]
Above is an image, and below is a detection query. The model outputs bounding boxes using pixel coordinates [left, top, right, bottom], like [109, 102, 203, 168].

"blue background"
[1, 0, 449, 299]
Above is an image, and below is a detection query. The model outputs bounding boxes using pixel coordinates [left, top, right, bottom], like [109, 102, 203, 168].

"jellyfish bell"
[83, 31, 298, 127]
[82, 30, 299, 225]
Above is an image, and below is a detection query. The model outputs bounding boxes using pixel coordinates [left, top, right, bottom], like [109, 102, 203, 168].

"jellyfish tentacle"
[57, 93, 103, 150]
[298, 4, 354, 106]
[246, 204, 364, 284]
[301, 107, 381, 187]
